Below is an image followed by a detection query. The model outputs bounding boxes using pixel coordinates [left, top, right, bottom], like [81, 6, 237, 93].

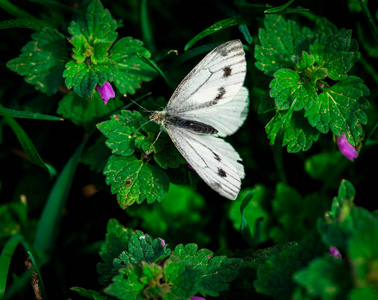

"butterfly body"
[151, 40, 249, 200]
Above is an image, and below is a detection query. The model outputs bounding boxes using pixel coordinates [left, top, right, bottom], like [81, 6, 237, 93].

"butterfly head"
[150, 110, 167, 126]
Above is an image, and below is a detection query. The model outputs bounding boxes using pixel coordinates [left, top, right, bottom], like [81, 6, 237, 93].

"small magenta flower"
[337, 132, 358, 161]
[159, 238, 165, 247]
[329, 246, 342, 259]
[190, 297, 206, 300]
[95, 81, 115, 105]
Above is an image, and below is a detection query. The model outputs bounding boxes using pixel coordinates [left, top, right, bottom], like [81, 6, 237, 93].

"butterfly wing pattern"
[152, 40, 249, 200]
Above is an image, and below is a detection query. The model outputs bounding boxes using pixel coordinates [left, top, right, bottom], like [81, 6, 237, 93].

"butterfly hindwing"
[165, 125, 243, 200]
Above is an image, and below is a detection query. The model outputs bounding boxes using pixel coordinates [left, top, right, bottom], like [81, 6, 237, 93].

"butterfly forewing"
[166, 40, 246, 114]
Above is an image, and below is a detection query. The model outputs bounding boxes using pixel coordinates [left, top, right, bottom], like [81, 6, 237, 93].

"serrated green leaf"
[68, 0, 117, 64]
[114, 231, 170, 267]
[104, 155, 170, 207]
[171, 244, 242, 297]
[163, 259, 203, 300]
[198, 256, 243, 297]
[295, 51, 315, 72]
[270, 68, 318, 111]
[171, 244, 213, 272]
[97, 110, 147, 156]
[254, 15, 316, 76]
[310, 28, 360, 80]
[313, 17, 338, 36]
[58, 92, 124, 126]
[6, 27, 68, 95]
[110, 37, 156, 95]
[266, 111, 320, 152]
[63, 59, 117, 98]
[104, 265, 146, 300]
[97, 219, 134, 286]
[305, 76, 370, 146]
[246, 242, 297, 269]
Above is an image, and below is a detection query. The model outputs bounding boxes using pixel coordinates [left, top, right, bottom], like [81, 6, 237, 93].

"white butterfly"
[150, 40, 249, 200]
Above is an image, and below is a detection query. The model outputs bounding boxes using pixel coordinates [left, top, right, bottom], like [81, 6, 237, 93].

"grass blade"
[0, 234, 24, 297]
[239, 190, 255, 247]
[0, 106, 63, 121]
[33, 135, 89, 254]
[264, 0, 296, 13]
[2, 106, 56, 177]
[184, 16, 246, 51]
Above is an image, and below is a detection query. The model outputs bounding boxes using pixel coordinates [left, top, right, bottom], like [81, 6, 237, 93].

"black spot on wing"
[223, 66, 232, 78]
[212, 151, 221, 162]
[218, 168, 227, 177]
[213, 87, 226, 104]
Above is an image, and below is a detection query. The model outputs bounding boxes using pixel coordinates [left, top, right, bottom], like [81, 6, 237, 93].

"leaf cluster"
[250, 180, 378, 299]
[255, 15, 370, 152]
[6, 0, 157, 125]
[96, 102, 187, 207]
[72, 219, 243, 300]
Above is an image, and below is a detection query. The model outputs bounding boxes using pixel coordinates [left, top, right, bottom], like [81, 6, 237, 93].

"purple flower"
[190, 298, 206, 300]
[159, 238, 165, 247]
[329, 246, 342, 259]
[337, 132, 358, 161]
[95, 81, 115, 105]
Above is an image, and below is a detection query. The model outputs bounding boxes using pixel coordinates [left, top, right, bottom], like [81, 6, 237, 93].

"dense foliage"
[0, 0, 377, 299]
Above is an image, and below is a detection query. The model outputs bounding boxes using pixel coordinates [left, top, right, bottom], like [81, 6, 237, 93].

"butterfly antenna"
[145, 129, 163, 154]
[128, 119, 154, 138]
[127, 97, 153, 113]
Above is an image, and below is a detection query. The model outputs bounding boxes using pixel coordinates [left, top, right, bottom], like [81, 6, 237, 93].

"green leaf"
[229, 186, 270, 246]
[171, 244, 243, 297]
[184, 16, 247, 50]
[114, 231, 171, 267]
[104, 264, 148, 300]
[104, 155, 170, 208]
[57, 92, 124, 126]
[63, 59, 117, 98]
[318, 180, 378, 251]
[171, 244, 213, 272]
[97, 110, 147, 156]
[6, 27, 69, 95]
[310, 28, 360, 80]
[153, 138, 186, 169]
[97, 219, 134, 286]
[163, 259, 203, 299]
[270, 68, 318, 111]
[295, 51, 315, 72]
[246, 242, 297, 269]
[254, 15, 316, 76]
[198, 256, 243, 297]
[293, 256, 352, 299]
[266, 111, 320, 152]
[305, 76, 370, 146]
[68, 0, 117, 64]
[110, 37, 156, 95]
